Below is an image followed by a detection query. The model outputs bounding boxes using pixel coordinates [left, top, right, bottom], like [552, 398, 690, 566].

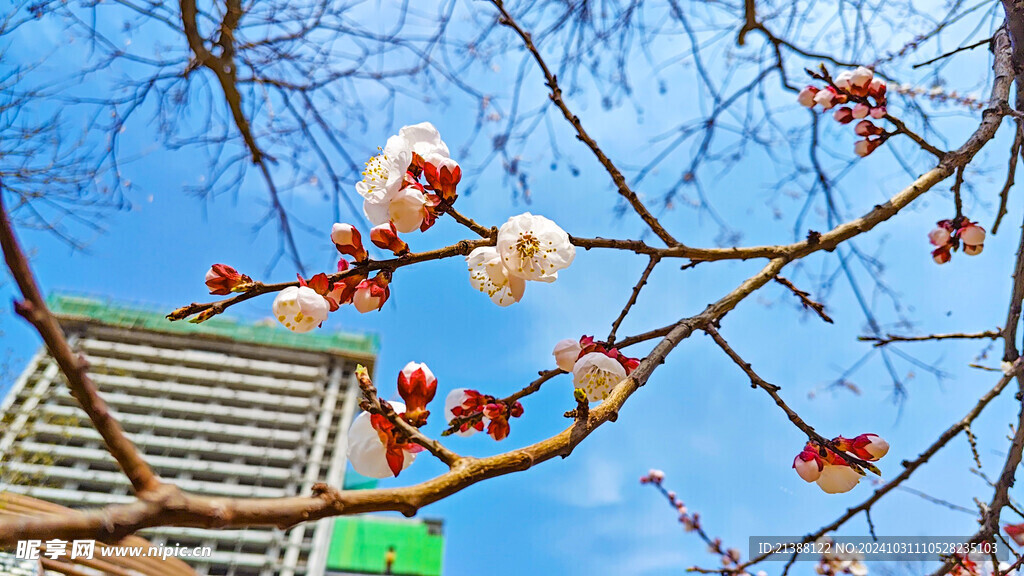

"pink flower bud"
[814, 88, 838, 110]
[933, 246, 952, 264]
[793, 448, 823, 482]
[869, 106, 887, 119]
[959, 223, 986, 246]
[963, 243, 984, 256]
[855, 434, 889, 460]
[868, 78, 887, 98]
[854, 120, 883, 137]
[852, 103, 870, 119]
[850, 66, 874, 90]
[929, 227, 951, 246]
[370, 222, 409, 256]
[423, 153, 462, 200]
[798, 86, 819, 108]
[834, 71, 854, 91]
[331, 223, 369, 262]
[854, 138, 881, 157]
[353, 274, 390, 313]
[833, 107, 854, 124]
[648, 469, 665, 483]
[205, 264, 252, 295]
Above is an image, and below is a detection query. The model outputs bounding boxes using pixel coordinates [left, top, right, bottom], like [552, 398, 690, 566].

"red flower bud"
[331, 223, 369, 262]
[423, 155, 462, 200]
[205, 264, 252, 295]
[397, 362, 437, 424]
[370, 222, 409, 256]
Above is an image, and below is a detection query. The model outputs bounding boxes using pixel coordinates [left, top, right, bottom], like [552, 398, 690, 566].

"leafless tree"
[3, 1, 1024, 575]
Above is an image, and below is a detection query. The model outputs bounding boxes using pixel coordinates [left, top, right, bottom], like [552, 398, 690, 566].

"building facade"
[0, 294, 379, 576]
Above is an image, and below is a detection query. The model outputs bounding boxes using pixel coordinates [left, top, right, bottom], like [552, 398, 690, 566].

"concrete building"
[0, 294, 379, 576]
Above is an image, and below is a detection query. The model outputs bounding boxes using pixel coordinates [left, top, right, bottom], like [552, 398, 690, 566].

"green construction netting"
[47, 293, 379, 357]
[327, 516, 444, 576]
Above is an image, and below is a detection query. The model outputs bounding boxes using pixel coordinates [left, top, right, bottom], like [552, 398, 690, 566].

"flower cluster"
[930, 219, 986, 264]
[552, 336, 640, 402]
[444, 388, 524, 441]
[793, 434, 889, 493]
[798, 66, 889, 157]
[467, 212, 575, 306]
[357, 122, 461, 234]
[347, 362, 438, 478]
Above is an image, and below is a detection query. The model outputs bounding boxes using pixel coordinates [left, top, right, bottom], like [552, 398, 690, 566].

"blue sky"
[3, 1, 1024, 575]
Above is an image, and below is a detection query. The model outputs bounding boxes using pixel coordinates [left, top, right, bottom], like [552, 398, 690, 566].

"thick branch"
[0, 185, 161, 495]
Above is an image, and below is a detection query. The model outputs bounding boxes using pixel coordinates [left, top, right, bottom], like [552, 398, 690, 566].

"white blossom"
[572, 352, 626, 402]
[357, 134, 413, 223]
[496, 212, 575, 282]
[346, 401, 416, 478]
[552, 339, 582, 372]
[356, 135, 411, 204]
[272, 286, 329, 333]
[466, 246, 526, 307]
[444, 388, 487, 437]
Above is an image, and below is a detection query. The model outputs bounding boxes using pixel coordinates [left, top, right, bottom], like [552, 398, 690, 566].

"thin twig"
[773, 276, 833, 324]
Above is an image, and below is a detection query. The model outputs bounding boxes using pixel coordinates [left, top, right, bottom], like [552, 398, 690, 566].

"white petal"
[399, 122, 449, 158]
[552, 339, 582, 372]
[816, 465, 860, 494]
[467, 246, 526, 306]
[572, 352, 627, 402]
[346, 401, 416, 478]
[363, 198, 391, 226]
[389, 188, 428, 233]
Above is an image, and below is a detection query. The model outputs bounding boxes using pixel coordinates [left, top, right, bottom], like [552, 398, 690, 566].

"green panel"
[343, 467, 379, 491]
[46, 293, 379, 357]
[326, 517, 444, 576]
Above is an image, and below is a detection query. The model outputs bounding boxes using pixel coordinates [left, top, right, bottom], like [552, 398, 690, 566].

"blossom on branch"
[370, 222, 409, 256]
[466, 246, 526, 306]
[443, 388, 523, 440]
[800, 66, 889, 157]
[331, 223, 369, 262]
[347, 400, 420, 478]
[793, 434, 888, 493]
[357, 122, 460, 233]
[496, 212, 575, 282]
[273, 286, 330, 333]
[445, 388, 488, 437]
[553, 335, 641, 402]
[397, 362, 437, 425]
[572, 352, 627, 402]
[205, 264, 252, 295]
[353, 274, 391, 313]
[929, 219, 985, 264]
